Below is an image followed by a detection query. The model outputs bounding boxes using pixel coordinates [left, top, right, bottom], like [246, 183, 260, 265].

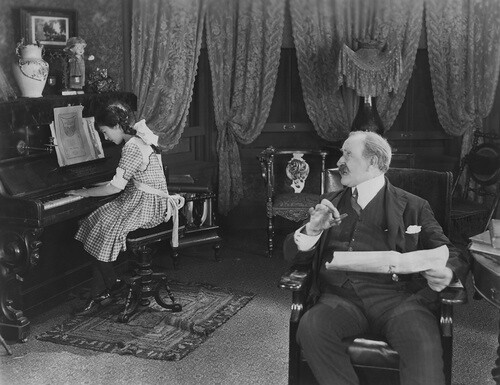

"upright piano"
[0, 92, 137, 341]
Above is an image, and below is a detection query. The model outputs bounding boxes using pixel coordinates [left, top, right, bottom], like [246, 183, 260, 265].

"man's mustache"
[339, 164, 348, 174]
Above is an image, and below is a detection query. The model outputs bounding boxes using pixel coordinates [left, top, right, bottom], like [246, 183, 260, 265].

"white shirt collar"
[352, 173, 385, 209]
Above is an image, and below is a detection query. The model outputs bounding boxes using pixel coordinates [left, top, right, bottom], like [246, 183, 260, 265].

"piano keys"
[41, 193, 85, 210]
[0, 152, 119, 226]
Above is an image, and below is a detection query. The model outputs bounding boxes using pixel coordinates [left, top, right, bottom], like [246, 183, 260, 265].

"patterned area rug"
[36, 281, 254, 361]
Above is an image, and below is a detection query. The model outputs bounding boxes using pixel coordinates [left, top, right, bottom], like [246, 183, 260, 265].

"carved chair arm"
[439, 285, 467, 338]
[439, 285, 468, 305]
[279, 267, 467, 327]
[279, 264, 312, 291]
[279, 264, 312, 324]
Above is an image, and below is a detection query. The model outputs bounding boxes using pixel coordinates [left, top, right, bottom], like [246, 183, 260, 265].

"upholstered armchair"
[258, 146, 333, 257]
[279, 168, 468, 385]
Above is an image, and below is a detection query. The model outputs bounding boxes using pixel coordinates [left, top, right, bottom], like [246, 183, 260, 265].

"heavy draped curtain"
[290, 0, 423, 140]
[131, 0, 205, 150]
[425, 0, 500, 159]
[206, 0, 285, 214]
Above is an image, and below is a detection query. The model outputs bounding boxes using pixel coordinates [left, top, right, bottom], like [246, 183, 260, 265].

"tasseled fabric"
[338, 43, 402, 97]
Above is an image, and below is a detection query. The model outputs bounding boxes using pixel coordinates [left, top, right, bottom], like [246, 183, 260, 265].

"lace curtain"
[425, 0, 500, 158]
[206, 0, 285, 214]
[130, 0, 206, 150]
[290, 0, 423, 140]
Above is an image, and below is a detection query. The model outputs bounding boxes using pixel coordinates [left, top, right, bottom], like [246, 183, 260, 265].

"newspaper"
[325, 245, 449, 274]
[50, 105, 104, 167]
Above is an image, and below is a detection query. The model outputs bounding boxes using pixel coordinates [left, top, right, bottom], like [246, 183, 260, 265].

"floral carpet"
[36, 281, 254, 361]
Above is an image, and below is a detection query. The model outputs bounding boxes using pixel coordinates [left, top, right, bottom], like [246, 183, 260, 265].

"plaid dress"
[75, 137, 168, 262]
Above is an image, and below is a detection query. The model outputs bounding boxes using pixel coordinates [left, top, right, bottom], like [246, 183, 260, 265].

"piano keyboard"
[42, 194, 84, 210]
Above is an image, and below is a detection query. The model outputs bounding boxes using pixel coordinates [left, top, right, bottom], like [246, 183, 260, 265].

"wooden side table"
[471, 251, 500, 384]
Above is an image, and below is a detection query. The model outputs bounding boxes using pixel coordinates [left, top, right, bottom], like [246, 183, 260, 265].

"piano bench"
[118, 221, 185, 323]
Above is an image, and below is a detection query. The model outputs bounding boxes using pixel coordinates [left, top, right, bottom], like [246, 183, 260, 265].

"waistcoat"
[319, 187, 394, 290]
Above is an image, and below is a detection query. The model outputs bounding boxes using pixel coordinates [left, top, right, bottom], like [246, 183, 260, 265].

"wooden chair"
[279, 167, 468, 385]
[258, 146, 334, 257]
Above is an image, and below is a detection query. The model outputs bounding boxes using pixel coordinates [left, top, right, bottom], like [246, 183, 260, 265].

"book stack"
[469, 228, 500, 258]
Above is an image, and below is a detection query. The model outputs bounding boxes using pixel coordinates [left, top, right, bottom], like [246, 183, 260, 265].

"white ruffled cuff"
[294, 225, 322, 251]
[110, 167, 127, 190]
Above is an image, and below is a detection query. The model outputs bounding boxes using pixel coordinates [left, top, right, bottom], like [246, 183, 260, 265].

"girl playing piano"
[67, 101, 183, 315]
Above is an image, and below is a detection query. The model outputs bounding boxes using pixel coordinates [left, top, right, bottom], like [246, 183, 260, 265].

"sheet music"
[325, 245, 449, 274]
[50, 106, 104, 167]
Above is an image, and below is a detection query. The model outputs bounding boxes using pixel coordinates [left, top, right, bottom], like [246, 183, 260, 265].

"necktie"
[351, 188, 362, 216]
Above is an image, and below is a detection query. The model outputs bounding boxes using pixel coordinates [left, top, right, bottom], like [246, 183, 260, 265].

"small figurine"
[86, 67, 117, 93]
[63, 37, 94, 91]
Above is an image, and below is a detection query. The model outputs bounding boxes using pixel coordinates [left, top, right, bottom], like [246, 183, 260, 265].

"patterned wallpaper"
[0, 0, 124, 95]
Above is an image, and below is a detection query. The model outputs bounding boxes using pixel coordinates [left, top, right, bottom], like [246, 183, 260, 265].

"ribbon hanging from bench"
[134, 180, 185, 247]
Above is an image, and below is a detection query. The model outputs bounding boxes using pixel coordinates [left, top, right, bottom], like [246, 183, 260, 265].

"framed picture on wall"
[18, 7, 78, 49]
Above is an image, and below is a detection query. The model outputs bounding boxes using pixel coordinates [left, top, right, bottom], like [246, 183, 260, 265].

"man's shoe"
[74, 298, 101, 316]
[96, 291, 112, 305]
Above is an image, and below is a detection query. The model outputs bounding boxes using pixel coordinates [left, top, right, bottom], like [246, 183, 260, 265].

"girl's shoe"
[109, 279, 126, 296]
[74, 292, 111, 316]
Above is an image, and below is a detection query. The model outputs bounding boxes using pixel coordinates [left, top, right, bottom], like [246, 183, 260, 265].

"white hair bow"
[134, 119, 159, 146]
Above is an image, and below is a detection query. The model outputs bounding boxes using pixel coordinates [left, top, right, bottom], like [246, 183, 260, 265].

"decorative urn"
[12, 39, 49, 98]
[286, 153, 310, 193]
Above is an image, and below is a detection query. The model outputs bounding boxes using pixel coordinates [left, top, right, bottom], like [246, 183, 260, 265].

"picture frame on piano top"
[16, 7, 78, 95]
[17, 7, 78, 49]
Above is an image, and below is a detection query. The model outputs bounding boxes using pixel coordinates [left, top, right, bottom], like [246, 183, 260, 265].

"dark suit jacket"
[283, 178, 470, 303]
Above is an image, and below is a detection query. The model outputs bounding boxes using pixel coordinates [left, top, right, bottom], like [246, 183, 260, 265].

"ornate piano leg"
[0, 226, 42, 342]
[0, 289, 30, 343]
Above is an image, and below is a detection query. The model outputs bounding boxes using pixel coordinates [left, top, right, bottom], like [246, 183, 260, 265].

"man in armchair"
[283, 131, 469, 385]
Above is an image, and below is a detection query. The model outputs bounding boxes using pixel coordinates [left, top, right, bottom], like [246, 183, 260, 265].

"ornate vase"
[12, 42, 49, 98]
[286, 153, 310, 193]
